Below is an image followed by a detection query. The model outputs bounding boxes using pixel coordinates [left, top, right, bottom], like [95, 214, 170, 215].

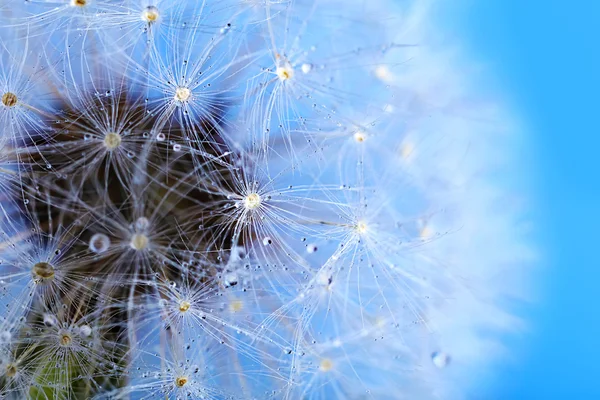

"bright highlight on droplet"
[174, 87, 191, 102]
[79, 325, 92, 337]
[104, 132, 122, 150]
[244, 193, 261, 210]
[89, 233, 110, 254]
[431, 351, 450, 368]
[1, 92, 17, 107]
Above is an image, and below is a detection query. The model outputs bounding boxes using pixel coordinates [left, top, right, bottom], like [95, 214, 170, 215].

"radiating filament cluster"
[0, 1, 527, 399]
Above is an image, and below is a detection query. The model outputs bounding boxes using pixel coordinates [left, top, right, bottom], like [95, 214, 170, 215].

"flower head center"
[175, 376, 188, 387]
[59, 332, 73, 346]
[32, 262, 55, 281]
[1, 92, 17, 107]
[174, 87, 191, 102]
[244, 193, 261, 210]
[130, 234, 149, 251]
[320, 358, 333, 372]
[178, 300, 191, 313]
[104, 132, 122, 150]
[141, 6, 159, 22]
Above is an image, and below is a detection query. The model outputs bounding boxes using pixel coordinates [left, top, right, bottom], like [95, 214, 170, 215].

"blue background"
[446, 1, 600, 399]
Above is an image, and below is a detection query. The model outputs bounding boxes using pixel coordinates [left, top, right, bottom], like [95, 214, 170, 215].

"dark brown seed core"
[1, 92, 17, 107]
[5, 363, 17, 377]
[32, 262, 55, 280]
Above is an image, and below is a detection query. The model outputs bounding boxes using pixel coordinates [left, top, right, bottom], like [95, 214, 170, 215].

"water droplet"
[89, 233, 110, 254]
[431, 352, 450, 368]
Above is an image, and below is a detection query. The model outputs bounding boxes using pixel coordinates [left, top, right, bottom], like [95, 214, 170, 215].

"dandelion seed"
[354, 131, 367, 143]
[276, 64, 294, 81]
[70, 0, 88, 7]
[178, 300, 191, 313]
[244, 193, 261, 210]
[174, 86, 192, 102]
[229, 300, 244, 313]
[32, 262, 55, 281]
[4, 363, 17, 377]
[356, 221, 368, 234]
[175, 376, 189, 387]
[319, 358, 334, 372]
[141, 6, 160, 23]
[1, 92, 17, 107]
[103, 132, 122, 150]
[58, 331, 73, 347]
[130, 233, 149, 251]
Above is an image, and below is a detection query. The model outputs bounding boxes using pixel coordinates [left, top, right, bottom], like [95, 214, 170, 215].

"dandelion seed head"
[130, 233, 149, 251]
[400, 141, 415, 159]
[229, 299, 244, 313]
[244, 192, 261, 210]
[356, 221, 368, 234]
[175, 376, 189, 387]
[275, 57, 294, 81]
[103, 132, 122, 150]
[32, 262, 55, 281]
[174, 86, 192, 102]
[354, 130, 367, 143]
[178, 300, 191, 313]
[319, 358, 334, 372]
[141, 6, 160, 23]
[70, 0, 88, 7]
[4, 363, 17, 378]
[1, 92, 17, 108]
[374, 65, 394, 83]
[58, 330, 73, 347]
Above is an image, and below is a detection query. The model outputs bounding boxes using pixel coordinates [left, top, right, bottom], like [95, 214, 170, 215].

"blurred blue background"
[444, 1, 600, 399]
